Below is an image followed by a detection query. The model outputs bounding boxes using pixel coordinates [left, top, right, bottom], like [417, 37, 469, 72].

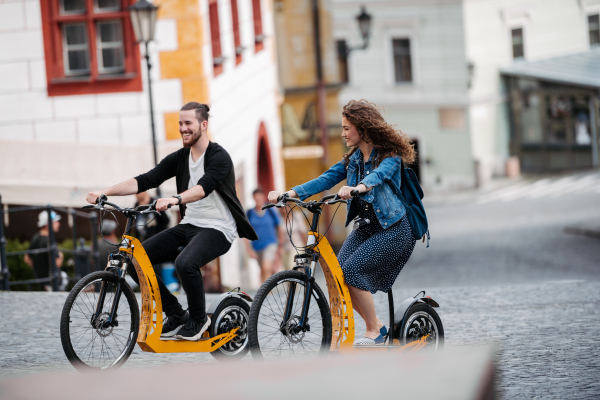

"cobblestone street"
[1, 279, 599, 398]
[2, 175, 600, 398]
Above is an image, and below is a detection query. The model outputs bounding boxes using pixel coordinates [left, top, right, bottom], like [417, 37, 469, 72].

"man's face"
[51, 220, 60, 233]
[253, 192, 266, 207]
[179, 110, 206, 148]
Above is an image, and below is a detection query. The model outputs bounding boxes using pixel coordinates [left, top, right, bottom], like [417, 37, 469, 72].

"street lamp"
[341, 6, 373, 55]
[130, 1, 161, 191]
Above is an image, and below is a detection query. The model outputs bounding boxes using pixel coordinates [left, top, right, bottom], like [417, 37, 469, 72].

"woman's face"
[342, 116, 363, 147]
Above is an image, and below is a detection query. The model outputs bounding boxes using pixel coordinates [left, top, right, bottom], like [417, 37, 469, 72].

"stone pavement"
[1, 278, 599, 399]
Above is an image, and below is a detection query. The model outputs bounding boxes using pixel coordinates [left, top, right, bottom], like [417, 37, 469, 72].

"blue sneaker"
[380, 326, 388, 337]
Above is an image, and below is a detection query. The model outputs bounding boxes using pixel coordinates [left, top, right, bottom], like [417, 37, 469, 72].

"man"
[24, 210, 64, 291]
[86, 102, 257, 341]
[246, 188, 285, 283]
[134, 191, 170, 242]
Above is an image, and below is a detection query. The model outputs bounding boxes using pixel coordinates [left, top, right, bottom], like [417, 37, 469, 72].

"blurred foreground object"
[0, 346, 496, 400]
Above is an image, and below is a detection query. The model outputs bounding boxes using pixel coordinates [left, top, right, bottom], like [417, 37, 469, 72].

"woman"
[268, 100, 417, 346]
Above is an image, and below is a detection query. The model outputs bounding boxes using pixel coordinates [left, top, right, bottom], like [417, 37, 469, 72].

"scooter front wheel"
[248, 270, 332, 360]
[60, 271, 139, 371]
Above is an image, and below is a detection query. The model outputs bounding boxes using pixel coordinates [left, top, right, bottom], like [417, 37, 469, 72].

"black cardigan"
[134, 142, 258, 240]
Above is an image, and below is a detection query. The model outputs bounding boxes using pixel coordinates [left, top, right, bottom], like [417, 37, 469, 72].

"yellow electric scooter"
[60, 195, 250, 370]
[248, 192, 443, 359]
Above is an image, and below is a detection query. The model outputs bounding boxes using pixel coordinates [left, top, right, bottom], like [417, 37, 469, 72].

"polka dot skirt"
[338, 158, 416, 294]
[338, 215, 416, 294]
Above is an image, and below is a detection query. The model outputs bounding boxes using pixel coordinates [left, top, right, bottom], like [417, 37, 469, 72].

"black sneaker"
[176, 316, 211, 341]
[160, 311, 189, 338]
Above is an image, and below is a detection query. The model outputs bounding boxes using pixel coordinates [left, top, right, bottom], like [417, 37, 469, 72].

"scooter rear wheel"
[397, 303, 444, 351]
[209, 297, 250, 361]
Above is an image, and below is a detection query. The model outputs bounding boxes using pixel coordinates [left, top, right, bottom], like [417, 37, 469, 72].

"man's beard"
[182, 129, 202, 149]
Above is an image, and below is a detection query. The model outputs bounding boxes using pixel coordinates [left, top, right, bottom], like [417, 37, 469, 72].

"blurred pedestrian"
[282, 210, 308, 270]
[246, 188, 285, 283]
[134, 191, 173, 289]
[24, 210, 64, 291]
[134, 191, 170, 241]
[97, 220, 119, 269]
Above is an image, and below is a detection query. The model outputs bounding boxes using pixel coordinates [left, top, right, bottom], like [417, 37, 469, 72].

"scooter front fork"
[281, 255, 318, 333]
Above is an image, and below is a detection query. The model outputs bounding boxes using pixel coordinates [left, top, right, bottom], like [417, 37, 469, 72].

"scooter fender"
[206, 290, 253, 318]
[393, 296, 440, 329]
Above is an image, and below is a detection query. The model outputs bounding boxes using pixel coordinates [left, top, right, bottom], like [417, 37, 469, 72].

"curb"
[564, 226, 600, 239]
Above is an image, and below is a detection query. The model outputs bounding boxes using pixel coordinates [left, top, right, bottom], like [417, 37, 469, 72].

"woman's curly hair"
[342, 99, 416, 168]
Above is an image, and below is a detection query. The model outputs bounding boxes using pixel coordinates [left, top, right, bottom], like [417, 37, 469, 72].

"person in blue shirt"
[246, 188, 285, 283]
[268, 100, 418, 346]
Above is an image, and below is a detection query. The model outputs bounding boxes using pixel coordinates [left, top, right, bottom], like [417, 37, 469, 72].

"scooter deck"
[121, 236, 240, 354]
[139, 327, 239, 353]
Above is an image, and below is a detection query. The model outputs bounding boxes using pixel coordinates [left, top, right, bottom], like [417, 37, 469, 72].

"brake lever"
[82, 205, 95, 209]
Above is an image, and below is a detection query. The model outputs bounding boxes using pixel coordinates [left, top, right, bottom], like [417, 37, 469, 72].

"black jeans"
[128, 223, 231, 322]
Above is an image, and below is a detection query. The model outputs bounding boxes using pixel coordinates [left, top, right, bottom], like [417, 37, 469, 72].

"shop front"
[502, 52, 599, 173]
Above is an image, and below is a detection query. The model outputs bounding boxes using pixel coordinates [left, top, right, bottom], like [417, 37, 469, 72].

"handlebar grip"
[167, 204, 172, 209]
[96, 194, 107, 204]
[277, 193, 290, 203]
[350, 190, 360, 197]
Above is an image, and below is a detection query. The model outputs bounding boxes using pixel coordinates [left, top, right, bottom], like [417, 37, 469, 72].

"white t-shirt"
[180, 152, 239, 243]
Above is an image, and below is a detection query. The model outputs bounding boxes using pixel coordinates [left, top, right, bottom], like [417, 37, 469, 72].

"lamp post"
[130, 0, 160, 194]
[340, 6, 372, 56]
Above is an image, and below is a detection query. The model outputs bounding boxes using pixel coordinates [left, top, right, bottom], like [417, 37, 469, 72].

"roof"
[500, 50, 600, 89]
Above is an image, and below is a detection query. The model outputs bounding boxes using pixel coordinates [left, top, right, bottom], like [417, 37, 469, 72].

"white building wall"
[0, 0, 283, 288]
[463, 0, 596, 180]
[0, 1, 183, 206]
[200, 0, 283, 288]
[332, 0, 474, 189]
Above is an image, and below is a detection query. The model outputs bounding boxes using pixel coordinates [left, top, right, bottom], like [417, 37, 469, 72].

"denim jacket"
[292, 149, 406, 229]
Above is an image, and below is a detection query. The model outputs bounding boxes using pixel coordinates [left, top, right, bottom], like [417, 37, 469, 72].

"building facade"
[332, 0, 600, 189]
[0, 0, 283, 289]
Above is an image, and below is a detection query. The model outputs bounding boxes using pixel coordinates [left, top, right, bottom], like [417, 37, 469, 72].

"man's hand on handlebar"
[155, 197, 178, 212]
[86, 191, 103, 205]
[268, 190, 297, 204]
[337, 184, 368, 200]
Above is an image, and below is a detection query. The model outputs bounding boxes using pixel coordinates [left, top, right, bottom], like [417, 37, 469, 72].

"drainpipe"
[590, 97, 598, 167]
[312, 0, 332, 239]
[312, 0, 328, 165]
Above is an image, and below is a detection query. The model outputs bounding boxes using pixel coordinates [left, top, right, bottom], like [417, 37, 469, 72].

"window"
[96, 20, 125, 74]
[392, 39, 412, 83]
[589, 14, 600, 47]
[511, 28, 524, 59]
[62, 23, 90, 76]
[252, 0, 264, 52]
[40, 0, 141, 96]
[96, 0, 121, 12]
[337, 39, 349, 83]
[208, 0, 223, 76]
[439, 109, 465, 129]
[231, 0, 242, 65]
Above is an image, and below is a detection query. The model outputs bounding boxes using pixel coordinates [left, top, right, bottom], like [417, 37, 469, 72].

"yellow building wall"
[155, 0, 209, 141]
[274, 0, 349, 245]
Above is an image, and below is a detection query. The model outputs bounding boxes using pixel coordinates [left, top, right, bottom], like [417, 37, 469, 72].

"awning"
[500, 50, 600, 89]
